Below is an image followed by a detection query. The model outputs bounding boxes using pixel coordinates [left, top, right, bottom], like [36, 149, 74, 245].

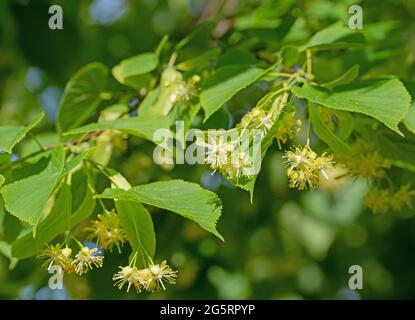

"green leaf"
[57, 63, 108, 133]
[63, 116, 171, 142]
[200, 65, 265, 121]
[12, 183, 72, 259]
[303, 23, 365, 51]
[0, 241, 19, 269]
[374, 130, 415, 172]
[292, 79, 411, 134]
[2, 146, 65, 225]
[0, 175, 4, 188]
[235, 14, 281, 30]
[175, 22, 213, 51]
[323, 65, 360, 89]
[0, 113, 44, 153]
[116, 200, 155, 268]
[119, 53, 158, 79]
[155, 35, 169, 57]
[20, 132, 59, 161]
[0, 209, 22, 243]
[97, 180, 223, 240]
[62, 149, 95, 176]
[402, 79, 415, 134]
[281, 46, 300, 67]
[70, 175, 96, 228]
[216, 48, 256, 68]
[113, 36, 167, 88]
[176, 48, 220, 71]
[308, 104, 352, 155]
[337, 112, 355, 140]
[233, 0, 288, 31]
[0, 153, 10, 167]
[138, 87, 160, 116]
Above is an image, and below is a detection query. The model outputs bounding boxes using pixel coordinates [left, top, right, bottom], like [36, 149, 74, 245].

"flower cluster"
[196, 106, 278, 181]
[283, 145, 334, 190]
[364, 184, 415, 214]
[169, 74, 200, 104]
[113, 260, 177, 292]
[85, 210, 128, 252]
[239, 107, 275, 139]
[38, 243, 73, 272]
[222, 150, 254, 181]
[201, 135, 236, 172]
[275, 111, 302, 148]
[38, 244, 104, 275]
[339, 139, 391, 179]
[72, 246, 104, 275]
[196, 131, 256, 181]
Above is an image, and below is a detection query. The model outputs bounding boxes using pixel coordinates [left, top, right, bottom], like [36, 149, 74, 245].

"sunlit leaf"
[12, 183, 72, 259]
[2, 146, 65, 226]
[200, 65, 265, 121]
[63, 116, 171, 142]
[116, 200, 155, 268]
[0, 113, 44, 153]
[292, 79, 411, 134]
[57, 63, 108, 132]
[97, 180, 223, 240]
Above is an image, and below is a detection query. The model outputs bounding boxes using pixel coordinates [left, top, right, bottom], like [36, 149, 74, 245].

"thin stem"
[306, 49, 312, 75]
[384, 173, 396, 189]
[168, 51, 177, 67]
[84, 162, 110, 212]
[74, 238, 84, 249]
[268, 72, 296, 78]
[29, 132, 45, 151]
[97, 197, 108, 212]
[307, 116, 311, 146]
[129, 252, 138, 267]
[88, 160, 123, 189]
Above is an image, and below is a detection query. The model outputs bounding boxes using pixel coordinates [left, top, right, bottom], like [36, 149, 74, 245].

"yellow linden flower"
[169, 77, 198, 103]
[284, 144, 317, 171]
[339, 139, 391, 179]
[275, 112, 302, 148]
[391, 184, 415, 212]
[364, 188, 392, 214]
[287, 168, 318, 190]
[364, 185, 415, 214]
[147, 261, 178, 291]
[314, 153, 335, 179]
[239, 107, 275, 138]
[38, 243, 73, 272]
[72, 247, 104, 275]
[136, 268, 154, 291]
[224, 151, 253, 181]
[112, 266, 142, 292]
[85, 210, 128, 253]
[283, 145, 334, 191]
[113, 260, 177, 293]
[190, 74, 201, 85]
[201, 135, 234, 171]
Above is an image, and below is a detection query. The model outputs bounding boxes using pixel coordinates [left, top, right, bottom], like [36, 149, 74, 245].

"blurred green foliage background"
[1, 0, 415, 300]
